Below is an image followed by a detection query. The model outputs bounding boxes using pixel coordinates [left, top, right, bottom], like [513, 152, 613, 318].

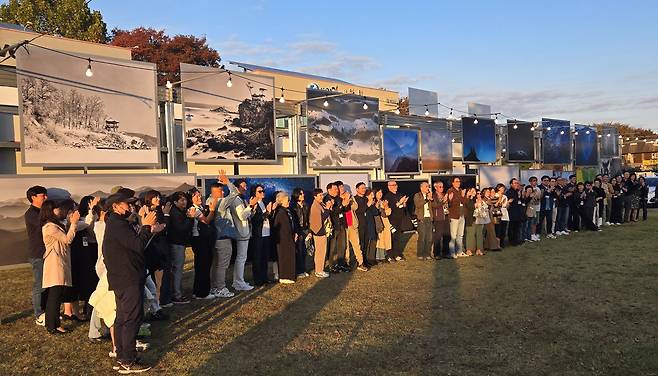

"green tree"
[0, 0, 107, 43]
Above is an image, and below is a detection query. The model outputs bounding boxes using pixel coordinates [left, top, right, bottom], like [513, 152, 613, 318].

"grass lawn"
[1, 213, 658, 375]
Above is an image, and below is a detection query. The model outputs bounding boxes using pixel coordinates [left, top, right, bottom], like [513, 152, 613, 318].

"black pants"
[495, 221, 508, 247]
[507, 220, 521, 246]
[191, 236, 213, 297]
[328, 227, 347, 266]
[640, 199, 648, 220]
[539, 210, 553, 235]
[389, 230, 408, 258]
[623, 196, 633, 223]
[295, 235, 307, 275]
[44, 285, 66, 331]
[358, 225, 368, 264]
[114, 285, 144, 364]
[432, 220, 450, 258]
[568, 203, 579, 230]
[250, 236, 271, 286]
[581, 207, 599, 231]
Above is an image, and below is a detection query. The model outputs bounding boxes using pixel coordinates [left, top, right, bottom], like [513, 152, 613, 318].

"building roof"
[229, 61, 352, 85]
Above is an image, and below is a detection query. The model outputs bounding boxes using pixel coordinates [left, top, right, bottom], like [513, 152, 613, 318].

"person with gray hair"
[271, 192, 296, 284]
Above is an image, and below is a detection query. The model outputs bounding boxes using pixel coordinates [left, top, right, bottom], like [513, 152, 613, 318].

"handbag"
[323, 217, 333, 238]
[374, 215, 384, 233]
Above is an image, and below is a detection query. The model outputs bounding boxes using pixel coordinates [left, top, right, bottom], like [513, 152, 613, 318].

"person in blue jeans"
[24, 185, 48, 326]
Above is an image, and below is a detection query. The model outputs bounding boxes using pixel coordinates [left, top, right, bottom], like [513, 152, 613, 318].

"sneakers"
[109, 350, 117, 359]
[117, 361, 152, 374]
[532, 234, 540, 241]
[172, 297, 190, 305]
[212, 288, 235, 298]
[314, 271, 330, 278]
[297, 272, 310, 278]
[279, 279, 295, 284]
[233, 282, 254, 291]
[356, 264, 369, 272]
[35, 313, 45, 326]
[605, 222, 611, 226]
[547, 234, 556, 239]
[395, 256, 406, 261]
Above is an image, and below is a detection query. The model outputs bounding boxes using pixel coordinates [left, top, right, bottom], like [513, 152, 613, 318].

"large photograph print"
[462, 117, 497, 163]
[383, 128, 420, 174]
[16, 46, 159, 166]
[306, 89, 381, 168]
[542, 118, 571, 165]
[181, 63, 276, 161]
[507, 120, 535, 162]
[0, 174, 196, 267]
[574, 125, 599, 166]
[478, 166, 520, 189]
[421, 125, 452, 172]
[600, 127, 619, 157]
[202, 175, 316, 206]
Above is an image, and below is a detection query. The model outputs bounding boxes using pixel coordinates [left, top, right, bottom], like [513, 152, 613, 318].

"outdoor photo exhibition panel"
[420, 124, 452, 172]
[0, 174, 196, 267]
[506, 120, 535, 162]
[542, 118, 571, 165]
[180, 63, 277, 162]
[574, 125, 599, 167]
[462, 117, 497, 163]
[306, 89, 381, 169]
[383, 127, 420, 174]
[16, 46, 160, 166]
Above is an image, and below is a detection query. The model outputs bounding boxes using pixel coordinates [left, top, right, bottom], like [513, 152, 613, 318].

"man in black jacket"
[104, 192, 162, 373]
[505, 179, 524, 246]
[383, 180, 409, 261]
[324, 182, 349, 272]
[24, 185, 48, 326]
[166, 191, 194, 305]
[353, 182, 369, 265]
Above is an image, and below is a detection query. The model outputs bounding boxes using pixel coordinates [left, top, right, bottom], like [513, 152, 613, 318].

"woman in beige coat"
[41, 199, 79, 334]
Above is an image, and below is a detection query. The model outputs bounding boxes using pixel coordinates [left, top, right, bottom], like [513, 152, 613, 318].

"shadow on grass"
[187, 270, 354, 375]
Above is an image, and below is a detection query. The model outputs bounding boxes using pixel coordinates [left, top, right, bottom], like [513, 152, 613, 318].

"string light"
[586, 130, 590, 134]
[394, 108, 400, 115]
[279, 87, 285, 104]
[494, 114, 500, 125]
[547, 127, 552, 131]
[85, 58, 93, 78]
[502, 148, 507, 153]
[323, 100, 329, 107]
[574, 131, 579, 136]
[165, 80, 173, 89]
[607, 133, 611, 137]
[451, 138, 455, 143]
[226, 72, 233, 88]
[473, 116, 479, 125]
[560, 130, 565, 135]
[597, 134, 602, 138]
[424, 105, 429, 116]
[362, 97, 368, 110]
[513, 124, 518, 130]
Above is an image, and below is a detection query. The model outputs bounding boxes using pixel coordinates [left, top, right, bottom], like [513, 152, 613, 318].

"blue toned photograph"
[383, 128, 420, 173]
[574, 125, 599, 166]
[506, 120, 535, 162]
[203, 176, 316, 205]
[421, 126, 452, 171]
[462, 117, 497, 163]
[600, 127, 619, 157]
[541, 118, 572, 165]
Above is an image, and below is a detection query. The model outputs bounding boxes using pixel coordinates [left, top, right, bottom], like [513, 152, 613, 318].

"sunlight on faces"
[211, 186, 225, 199]
[387, 181, 398, 194]
[112, 201, 130, 216]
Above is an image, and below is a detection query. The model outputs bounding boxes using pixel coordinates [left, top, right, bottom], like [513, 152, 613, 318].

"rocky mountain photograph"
[181, 63, 276, 161]
[16, 46, 159, 166]
[383, 128, 419, 174]
[0, 174, 195, 267]
[306, 89, 381, 168]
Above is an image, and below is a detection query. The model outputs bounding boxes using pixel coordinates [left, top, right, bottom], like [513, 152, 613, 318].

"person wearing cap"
[103, 191, 162, 373]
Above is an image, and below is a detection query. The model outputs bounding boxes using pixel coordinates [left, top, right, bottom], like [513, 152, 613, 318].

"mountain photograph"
[383, 128, 419, 174]
[306, 89, 381, 168]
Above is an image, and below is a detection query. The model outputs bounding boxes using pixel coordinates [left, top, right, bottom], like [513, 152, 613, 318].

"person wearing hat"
[103, 191, 163, 373]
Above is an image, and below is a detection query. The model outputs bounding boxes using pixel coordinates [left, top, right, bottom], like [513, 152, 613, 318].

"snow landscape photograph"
[181, 63, 276, 161]
[306, 89, 381, 168]
[16, 46, 159, 166]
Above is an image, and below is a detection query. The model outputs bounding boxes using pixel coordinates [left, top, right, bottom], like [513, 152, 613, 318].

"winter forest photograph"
[16, 46, 159, 166]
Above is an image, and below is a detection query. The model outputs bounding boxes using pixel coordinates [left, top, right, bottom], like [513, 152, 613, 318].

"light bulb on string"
[165, 80, 173, 89]
[494, 114, 500, 125]
[606, 133, 611, 137]
[574, 131, 579, 136]
[560, 130, 565, 135]
[598, 134, 602, 138]
[513, 124, 518, 130]
[323, 100, 329, 107]
[635, 137, 639, 140]
[278, 87, 285, 104]
[473, 116, 479, 125]
[547, 127, 552, 131]
[424, 105, 429, 116]
[586, 130, 590, 134]
[85, 58, 93, 78]
[451, 138, 455, 143]
[226, 72, 233, 88]
[448, 108, 454, 120]
[362, 97, 368, 110]
[502, 148, 506, 153]
[394, 108, 400, 115]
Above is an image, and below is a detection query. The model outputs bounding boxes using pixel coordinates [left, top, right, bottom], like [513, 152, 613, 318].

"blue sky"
[94, 0, 658, 129]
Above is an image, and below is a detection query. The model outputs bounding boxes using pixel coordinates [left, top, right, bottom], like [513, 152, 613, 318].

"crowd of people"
[23, 169, 650, 373]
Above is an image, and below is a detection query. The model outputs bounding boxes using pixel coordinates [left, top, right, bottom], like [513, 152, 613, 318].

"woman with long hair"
[493, 183, 509, 248]
[309, 188, 330, 278]
[140, 190, 171, 309]
[291, 188, 310, 278]
[188, 188, 217, 299]
[375, 189, 393, 262]
[41, 199, 80, 334]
